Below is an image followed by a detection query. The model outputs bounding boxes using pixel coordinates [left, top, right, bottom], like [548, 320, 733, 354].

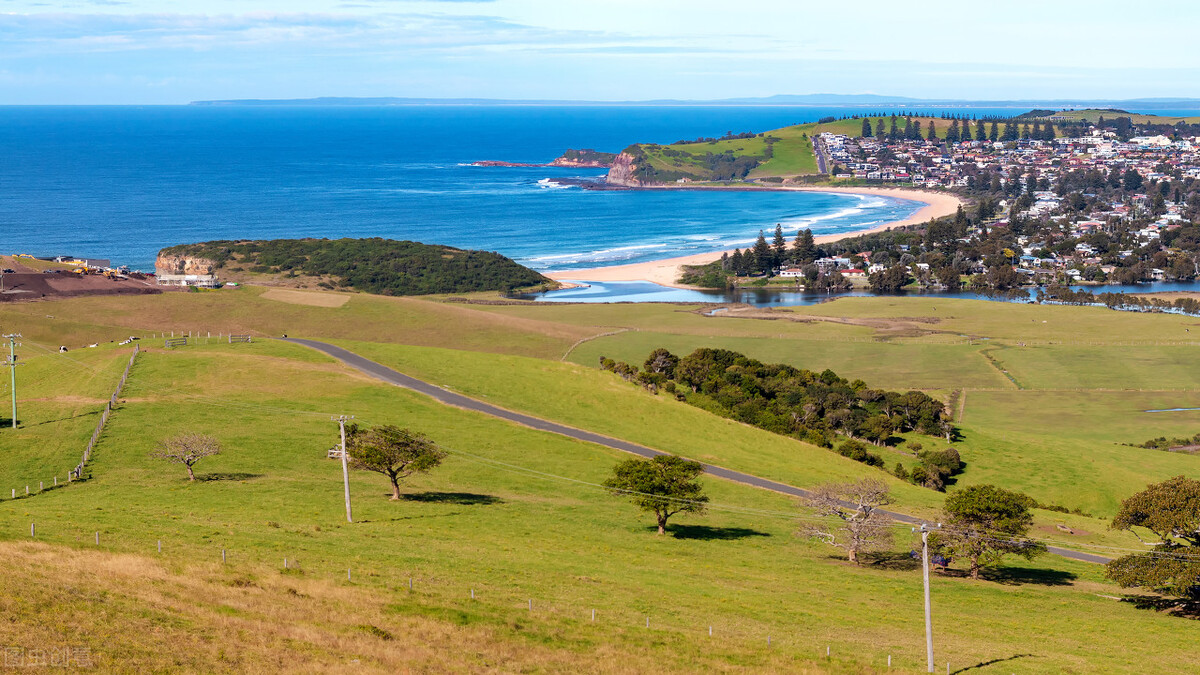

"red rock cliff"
[605, 151, 649, 187]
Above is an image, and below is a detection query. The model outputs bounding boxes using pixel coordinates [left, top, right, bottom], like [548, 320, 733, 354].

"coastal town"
[810, 113, 1200, 289]
[572, 111, 1200, 295]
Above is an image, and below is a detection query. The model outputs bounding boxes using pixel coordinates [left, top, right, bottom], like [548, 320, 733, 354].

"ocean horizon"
[2, 104, 1195, 272]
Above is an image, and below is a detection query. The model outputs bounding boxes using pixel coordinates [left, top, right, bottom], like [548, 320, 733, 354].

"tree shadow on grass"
[1121, 594, 1200, 619]
[666, 525, 770, 541]
[199, 472, 265, 482]
[951, 653, 1034, 673]
[863, 551, 921, 570]
[399, 492, 504, 506]
[938, 566, 1076, 586]
[23, 410, 99, 428]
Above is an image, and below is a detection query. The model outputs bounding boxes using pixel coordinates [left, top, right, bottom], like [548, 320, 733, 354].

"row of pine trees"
[858, 116, 1058, 143]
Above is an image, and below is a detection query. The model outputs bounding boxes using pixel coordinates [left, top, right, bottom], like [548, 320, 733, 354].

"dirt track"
[0, 272, 162, 302]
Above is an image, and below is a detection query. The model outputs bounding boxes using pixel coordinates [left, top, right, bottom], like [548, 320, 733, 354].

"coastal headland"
[546, 186, 964, 288]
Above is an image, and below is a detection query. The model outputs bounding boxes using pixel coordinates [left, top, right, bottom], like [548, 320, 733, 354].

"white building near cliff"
[156, 274, 218, 288]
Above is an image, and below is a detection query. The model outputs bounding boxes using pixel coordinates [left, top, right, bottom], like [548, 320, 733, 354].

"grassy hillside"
[1035, 109, 1200, 125]
[2, 327, 1199, 673]
[3, 289, 1200, 671]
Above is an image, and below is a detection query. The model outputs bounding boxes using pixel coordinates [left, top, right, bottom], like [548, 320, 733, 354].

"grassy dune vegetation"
[1, 288, 1199, 672]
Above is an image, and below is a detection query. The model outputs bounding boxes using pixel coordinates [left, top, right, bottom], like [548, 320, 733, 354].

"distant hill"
[189, 95, 1200, 108]
[158, 238, 550, 295]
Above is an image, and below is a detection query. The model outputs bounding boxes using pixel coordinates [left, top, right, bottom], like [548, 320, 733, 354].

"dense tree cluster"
[160, 238, 549, 296]
[600, 348, 955, 482]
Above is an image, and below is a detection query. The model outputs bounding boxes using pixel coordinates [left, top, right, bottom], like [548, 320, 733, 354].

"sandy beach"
[545, 186, 964, 289]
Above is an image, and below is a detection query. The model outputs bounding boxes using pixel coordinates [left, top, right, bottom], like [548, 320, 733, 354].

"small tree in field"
[934, 484, 1045, 579]
[802, 478, 894, 564]
[346, 424, 446, 500]
[604, 455, 707, 534]
[151, 432, 221, 481]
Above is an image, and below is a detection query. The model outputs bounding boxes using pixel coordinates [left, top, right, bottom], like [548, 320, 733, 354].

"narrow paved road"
[282, 337, 1110, 565]
[812, 136, 829, 174]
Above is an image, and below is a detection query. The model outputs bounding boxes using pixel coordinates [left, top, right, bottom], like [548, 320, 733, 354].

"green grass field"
[2, 289, 1200, 672]
[1037, 109, 1200, 125]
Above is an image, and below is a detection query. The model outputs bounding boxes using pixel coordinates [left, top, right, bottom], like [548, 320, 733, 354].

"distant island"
[158, 238, 553, 296]
[472, 149, 616, 169]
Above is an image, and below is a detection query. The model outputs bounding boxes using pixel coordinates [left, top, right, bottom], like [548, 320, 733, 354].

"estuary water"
[0, 104, 1006, 271]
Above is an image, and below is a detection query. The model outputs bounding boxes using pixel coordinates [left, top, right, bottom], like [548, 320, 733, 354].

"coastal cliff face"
[156, 252, 216, 276]
[605, 151, 650, 187]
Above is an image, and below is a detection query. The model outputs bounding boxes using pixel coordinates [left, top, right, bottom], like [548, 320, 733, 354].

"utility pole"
[3, 334, 20, 429]
[915, 522, 940, 673]
[334, 415, 354, 523]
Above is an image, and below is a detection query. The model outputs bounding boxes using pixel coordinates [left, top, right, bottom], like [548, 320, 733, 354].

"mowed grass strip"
[2, 342, 1199, 673]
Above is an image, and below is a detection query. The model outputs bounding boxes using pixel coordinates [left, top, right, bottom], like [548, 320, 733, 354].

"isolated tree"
[875, 118, 886, 138]
[861, 117, 873, 137]
[772, 223, 787, 265]
[1122, 168, 1144, 192]
[752, 230, 773, 275]
[604, 455, 707, 534]
[346, 424, 446, 500]
[934, 484, 1046, 579]
[926, 121, 938, 141]
[802, 478, 894, 564]
[792, 228, 817, 263]
[151, 432, 221, 481]
[960, 119, 972, 142]
[945, 120, 960, 144]
[975, 119, 986, 141]
[988, 121, 999, 142]
[1105, 475, 1200, 599]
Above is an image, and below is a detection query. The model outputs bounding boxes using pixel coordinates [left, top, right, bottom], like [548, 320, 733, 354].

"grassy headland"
[160, 238, 553, 295]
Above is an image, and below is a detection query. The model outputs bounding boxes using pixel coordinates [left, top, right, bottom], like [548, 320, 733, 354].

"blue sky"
[1, 0, 1198, 104]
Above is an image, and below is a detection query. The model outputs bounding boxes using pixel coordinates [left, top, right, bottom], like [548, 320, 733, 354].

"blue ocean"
[0, 104, 1196, 273]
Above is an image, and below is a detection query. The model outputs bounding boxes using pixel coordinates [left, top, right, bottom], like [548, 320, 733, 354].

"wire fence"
[72, 345, 139, 480]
